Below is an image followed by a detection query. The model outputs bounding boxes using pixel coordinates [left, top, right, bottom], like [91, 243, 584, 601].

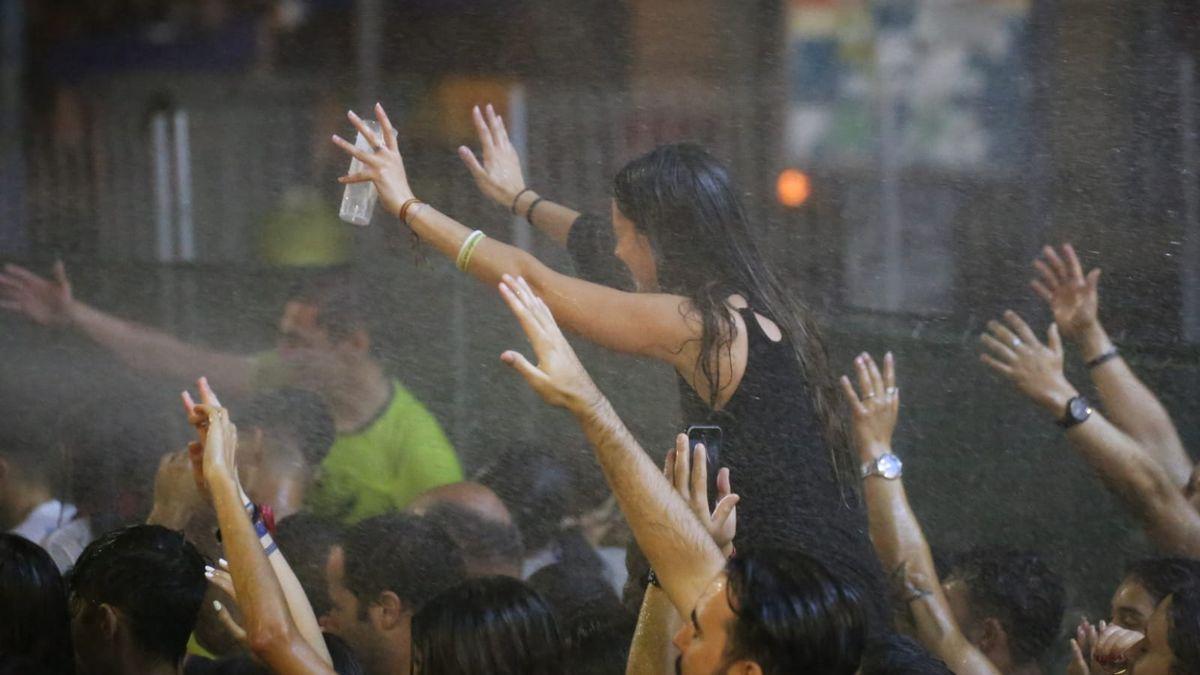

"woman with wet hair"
[411, 576, 564, 675]
[332, 104, 887, 622]
[0, 533, 74, 675]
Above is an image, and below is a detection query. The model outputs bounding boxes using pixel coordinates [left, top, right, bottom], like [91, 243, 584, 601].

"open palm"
[1031, 244, 1100, 340]
[0, 261, 74, 327]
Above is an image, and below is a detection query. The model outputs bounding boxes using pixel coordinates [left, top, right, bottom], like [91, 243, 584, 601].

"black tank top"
[566, 215, 889, 622]
[677, 306, 889, 622]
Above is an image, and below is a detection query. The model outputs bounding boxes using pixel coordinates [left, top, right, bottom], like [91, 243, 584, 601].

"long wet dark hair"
[613, 143, 854, 485]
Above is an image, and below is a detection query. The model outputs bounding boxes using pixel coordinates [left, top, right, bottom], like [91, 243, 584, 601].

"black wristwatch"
[1057, 395, 1094, 429]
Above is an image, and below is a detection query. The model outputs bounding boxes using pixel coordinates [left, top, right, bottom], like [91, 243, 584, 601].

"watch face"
[878, 454, 903, 479]
[1069, 397, 1092, 422]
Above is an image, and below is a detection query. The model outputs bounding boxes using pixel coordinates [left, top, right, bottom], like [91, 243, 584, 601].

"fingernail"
[219, 558, 228, 568]
[213, 600, 223, 612]
[205, 565, 215, 574]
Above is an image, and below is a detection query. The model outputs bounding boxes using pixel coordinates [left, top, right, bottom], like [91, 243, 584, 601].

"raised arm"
[333, 105, 695, 370]
[185, 390, 334, 675]
[1032, 244, 1192, 485]
[626, 440, 739, 674]
[457, 103, 582, 247]
[840, 353, 999, 675]
[183, 379, 333, 668]
[495, 275, 726, 616]
[0, 262, 253, 394]
[981, 312, 1200, 557]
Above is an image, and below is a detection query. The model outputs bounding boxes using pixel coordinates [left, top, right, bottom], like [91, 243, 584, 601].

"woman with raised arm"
[332, 104, 887, 622]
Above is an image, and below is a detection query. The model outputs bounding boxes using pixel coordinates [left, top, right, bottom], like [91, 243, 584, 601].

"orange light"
[776, 169, 811, 208]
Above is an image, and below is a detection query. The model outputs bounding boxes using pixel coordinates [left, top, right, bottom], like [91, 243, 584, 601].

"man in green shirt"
[0, 263, 461, 522]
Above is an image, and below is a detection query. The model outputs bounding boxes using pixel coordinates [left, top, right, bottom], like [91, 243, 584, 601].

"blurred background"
[1, 0, 1198, 633]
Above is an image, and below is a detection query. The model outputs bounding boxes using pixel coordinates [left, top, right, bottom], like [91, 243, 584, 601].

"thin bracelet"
[1086, 347, 1120, 369]
[456, 230, 487, 272]
[399, 197, 424, 225]
[510, 188, 533, 215]
[525, 197, 545, 223]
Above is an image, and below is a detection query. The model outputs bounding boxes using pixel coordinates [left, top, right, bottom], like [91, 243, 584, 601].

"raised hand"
[1091, 623, 1144, 674]
[332, 103, 414, 219]
[497, 274, 602, 412]
[182, 377, 239, 494]
[1031, 244, 1102, 341]
[0, 261, 75, 327]
[980, 311, 1078, 413]
[458, 104, 527, 208]
[664, 433, 739, 557]
[839, 352, 900, 460]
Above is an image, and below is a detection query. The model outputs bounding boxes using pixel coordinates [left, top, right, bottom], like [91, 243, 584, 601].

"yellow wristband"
[456, 230, 486, 272]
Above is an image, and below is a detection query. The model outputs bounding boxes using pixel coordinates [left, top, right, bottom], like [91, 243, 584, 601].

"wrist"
[512, 189, 539, 216]
[858, 441, 893, 463]
[1077, 323, 1112, 361]
[1037, 381, 1080, 416]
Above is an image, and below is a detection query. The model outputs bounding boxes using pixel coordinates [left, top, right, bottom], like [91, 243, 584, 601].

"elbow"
[247, 621, 295, 661]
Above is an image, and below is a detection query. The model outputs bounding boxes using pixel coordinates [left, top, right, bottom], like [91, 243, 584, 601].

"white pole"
[173, 109, 195, 262]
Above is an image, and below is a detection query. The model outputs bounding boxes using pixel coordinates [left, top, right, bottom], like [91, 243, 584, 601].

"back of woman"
[611, 144, 889, 623]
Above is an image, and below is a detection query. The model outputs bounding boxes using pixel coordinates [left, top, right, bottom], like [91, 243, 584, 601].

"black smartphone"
[686, 425, 722, 505]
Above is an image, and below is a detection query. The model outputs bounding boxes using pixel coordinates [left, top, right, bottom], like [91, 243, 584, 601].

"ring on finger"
[1011, 338, 1022, 348]
[886, 387, 898, 396]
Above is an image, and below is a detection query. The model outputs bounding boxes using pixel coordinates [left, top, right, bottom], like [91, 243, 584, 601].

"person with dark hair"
[1086, 584, 1200, 675]
[0, 265, 461, 524]
[493, 282, 868, 674]
[0, 533, 74, 674]
[410, 576, 564, 675]
[413, 501, 523, 579]
[942, 547, 1065, 674]
[272, 514, 344, 622]
[859, 634, 955, 675]
[332, 104, 886, 623]
[42, 398, 168, 572]
[324, 512, 467, 675]
[527, 562, 634, 674]
[1110, 557, 1200, 633]
[67, 524, 207, 675]
[236, 388, 336, 521]
[0, 422, 74, 547]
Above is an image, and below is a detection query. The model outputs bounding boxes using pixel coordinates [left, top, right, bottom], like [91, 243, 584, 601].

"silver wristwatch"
[861, 453, 903, 480]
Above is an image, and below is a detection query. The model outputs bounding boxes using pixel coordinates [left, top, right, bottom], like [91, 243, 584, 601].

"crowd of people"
[1, 101, 1198, 674]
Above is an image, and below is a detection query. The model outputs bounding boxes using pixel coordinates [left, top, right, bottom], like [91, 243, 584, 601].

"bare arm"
[0, 262, 253, 394]
[981, 312, 1200, 558]
[207, 448, 335, 672]
[184, 380, 333, 667]
[841, 353, 999, 675]
[457, 103, 582, 247]
[626, 585, 680, 675]
[1032, 244, 1191, 484]
[495, 276, 726, 616]
[334, 106, 698, 371]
